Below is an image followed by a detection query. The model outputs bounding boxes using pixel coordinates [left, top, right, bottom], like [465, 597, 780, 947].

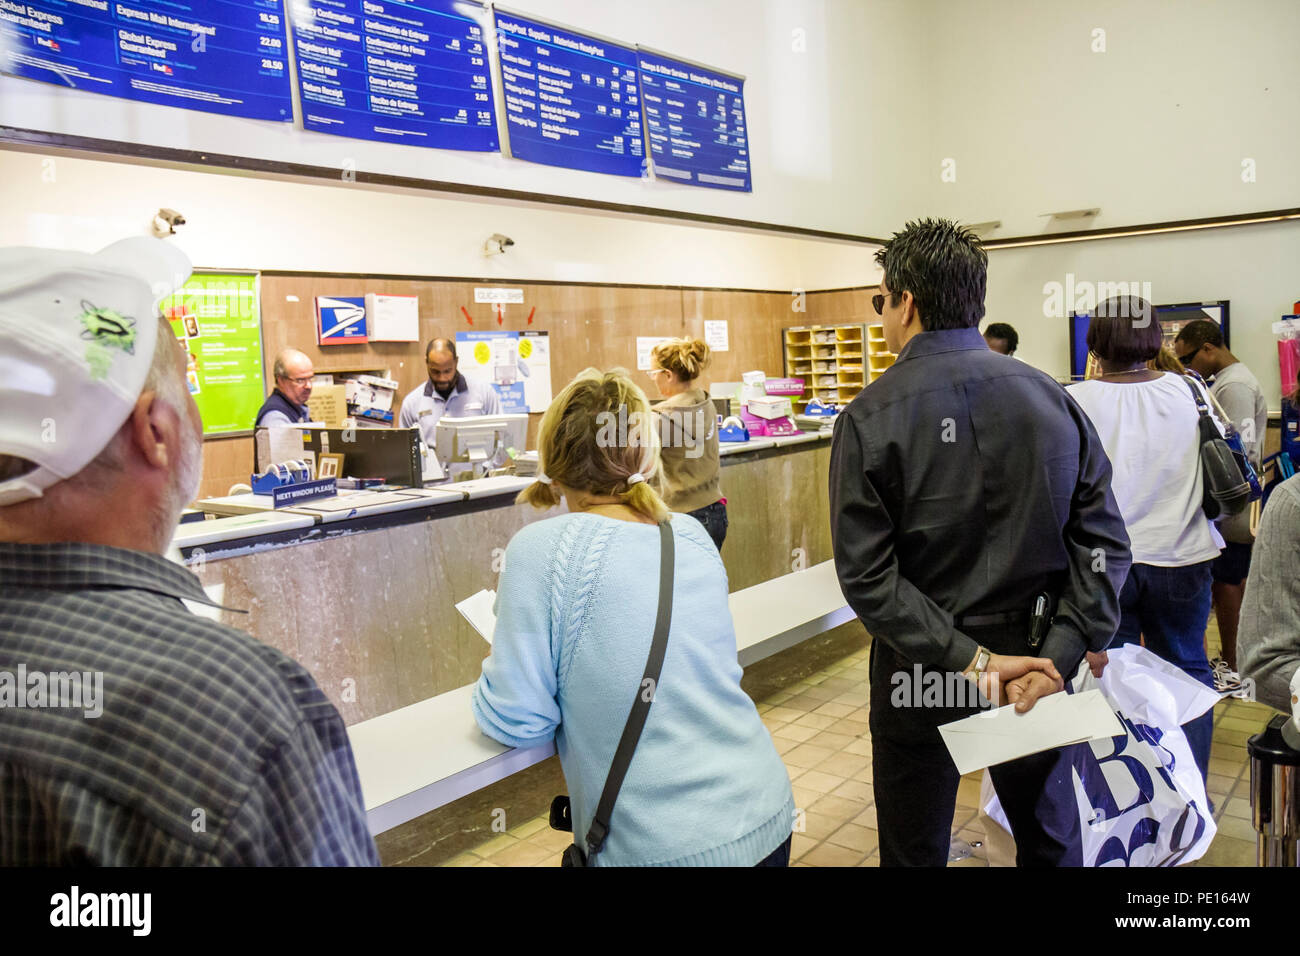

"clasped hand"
[976, 654, 1064, 713]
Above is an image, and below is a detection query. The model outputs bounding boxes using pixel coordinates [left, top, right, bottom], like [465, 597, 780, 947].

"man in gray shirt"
[1176, 319, 1268, 680]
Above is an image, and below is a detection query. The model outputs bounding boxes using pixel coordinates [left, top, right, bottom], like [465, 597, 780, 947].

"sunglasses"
[872, 291, 900, 315]
[1175, 350, 1198, 366]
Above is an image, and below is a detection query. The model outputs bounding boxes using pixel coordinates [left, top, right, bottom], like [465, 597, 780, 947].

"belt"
[954, 610, 1030, 629]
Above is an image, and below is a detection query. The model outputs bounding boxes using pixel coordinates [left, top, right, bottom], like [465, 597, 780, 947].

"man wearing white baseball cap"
[0, 238, 379, 865]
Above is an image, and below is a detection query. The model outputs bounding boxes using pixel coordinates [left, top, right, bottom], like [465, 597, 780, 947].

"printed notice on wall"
[456, 330, 552, 413]
[636, 336, 672, 371]
[474, 288, 524, 304]
[704, 320, 729, 352]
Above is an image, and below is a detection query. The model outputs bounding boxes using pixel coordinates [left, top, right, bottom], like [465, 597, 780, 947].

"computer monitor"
[435, 414, 529, 468]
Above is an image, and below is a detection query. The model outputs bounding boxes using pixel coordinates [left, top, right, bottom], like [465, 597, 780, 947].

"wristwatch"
[967, 646, 991, 683]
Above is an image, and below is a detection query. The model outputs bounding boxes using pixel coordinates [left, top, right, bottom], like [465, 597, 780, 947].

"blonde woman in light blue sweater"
[471, 368, 794, 866]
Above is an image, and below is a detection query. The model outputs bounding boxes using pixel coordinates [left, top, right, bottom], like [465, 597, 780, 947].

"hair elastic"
[536, 472, 553, 485]
[627, 473, 646, 486]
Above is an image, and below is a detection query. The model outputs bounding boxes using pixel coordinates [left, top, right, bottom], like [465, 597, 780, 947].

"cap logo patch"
[78, 301, 138, 380]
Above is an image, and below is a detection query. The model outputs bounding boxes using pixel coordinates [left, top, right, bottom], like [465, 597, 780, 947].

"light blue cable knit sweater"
[471, 512, 794, 866]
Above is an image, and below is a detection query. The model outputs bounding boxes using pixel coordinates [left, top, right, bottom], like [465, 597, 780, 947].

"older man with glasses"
[255, 348, 316, 427]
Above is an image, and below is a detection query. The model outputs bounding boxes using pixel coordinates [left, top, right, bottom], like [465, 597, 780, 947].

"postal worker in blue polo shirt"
[254, 348, 314, 427]
[398, 337, 501, 444]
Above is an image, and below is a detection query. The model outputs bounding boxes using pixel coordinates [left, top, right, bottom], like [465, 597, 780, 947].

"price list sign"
[637, 47, 750, 191]
[291, 0, 497, 150]
[493, 7, 643, 178]
[0, 0, 293, 121]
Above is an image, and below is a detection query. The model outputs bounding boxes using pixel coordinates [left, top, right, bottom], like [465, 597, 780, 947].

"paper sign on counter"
[456, 590, 498, 645]
[307, 385, 347, 427]
[937, 688, 1122, 775]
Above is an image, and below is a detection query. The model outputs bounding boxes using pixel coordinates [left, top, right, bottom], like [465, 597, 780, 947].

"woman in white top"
[1067, 296, 1223, 785]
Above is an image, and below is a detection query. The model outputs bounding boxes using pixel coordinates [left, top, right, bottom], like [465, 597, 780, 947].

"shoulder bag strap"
[1183, 374, 1223, 442]
[583, 518, 675, 861]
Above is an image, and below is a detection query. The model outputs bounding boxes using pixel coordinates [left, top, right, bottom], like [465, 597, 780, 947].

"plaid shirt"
[0, 542, 379, 866]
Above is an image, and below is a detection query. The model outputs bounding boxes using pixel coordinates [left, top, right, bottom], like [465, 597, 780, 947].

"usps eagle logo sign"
[316, 296, 368, 346]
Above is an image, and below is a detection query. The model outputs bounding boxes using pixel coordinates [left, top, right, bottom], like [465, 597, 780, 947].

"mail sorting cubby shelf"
[866, 324, 897, 383]
[783, 323, 868, 412]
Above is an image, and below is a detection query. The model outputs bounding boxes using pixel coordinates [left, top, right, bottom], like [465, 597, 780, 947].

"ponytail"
[624, 479, 669, 524]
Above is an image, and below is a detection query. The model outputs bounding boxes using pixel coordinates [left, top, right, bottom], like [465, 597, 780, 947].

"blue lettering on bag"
[1095, 817, 1160, 867]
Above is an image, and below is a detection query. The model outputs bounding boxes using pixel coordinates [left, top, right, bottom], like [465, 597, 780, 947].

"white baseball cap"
[0, 237, 193, 505]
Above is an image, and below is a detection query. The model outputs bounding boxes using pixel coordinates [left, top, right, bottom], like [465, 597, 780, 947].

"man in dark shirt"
[982, 321, 1019, 357]
[830, 219, 1131, 866]
[0, 238, 378, 865]
[254, 348, 315, 427]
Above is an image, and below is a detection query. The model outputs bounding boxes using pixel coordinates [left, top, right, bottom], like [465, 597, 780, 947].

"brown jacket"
[652, 388, 722, 513]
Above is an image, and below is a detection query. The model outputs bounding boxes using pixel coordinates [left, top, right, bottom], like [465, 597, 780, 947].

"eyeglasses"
[284, 375, 314, 386]
[872, 291, 900, 315]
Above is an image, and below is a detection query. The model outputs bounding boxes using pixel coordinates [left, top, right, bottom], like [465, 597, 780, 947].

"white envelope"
[938, 688, 1122, 776]
[455, 589, 497, 645]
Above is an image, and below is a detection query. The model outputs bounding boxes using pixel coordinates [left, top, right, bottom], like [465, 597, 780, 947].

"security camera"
[484, 233, 515, 256]
[152, 208, 186, 237]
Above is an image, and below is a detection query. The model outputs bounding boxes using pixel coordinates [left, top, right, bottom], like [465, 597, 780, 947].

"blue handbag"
[1224, 430, 1264, 502]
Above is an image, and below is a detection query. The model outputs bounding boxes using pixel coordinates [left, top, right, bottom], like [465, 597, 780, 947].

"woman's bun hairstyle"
[651, 337, 711, 382]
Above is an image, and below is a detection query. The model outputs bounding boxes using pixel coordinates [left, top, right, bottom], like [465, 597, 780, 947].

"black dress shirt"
[829, 327, 1131, 677]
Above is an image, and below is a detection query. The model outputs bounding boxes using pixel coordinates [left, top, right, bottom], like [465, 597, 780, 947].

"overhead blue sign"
[494, 7, 643, 177]
[637, 47, 750, 191]
[291, 0, 497, 151]
[0, 0, 294, 121]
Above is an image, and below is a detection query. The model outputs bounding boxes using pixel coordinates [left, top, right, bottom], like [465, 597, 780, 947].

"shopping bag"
[983, 644, 1220, 866]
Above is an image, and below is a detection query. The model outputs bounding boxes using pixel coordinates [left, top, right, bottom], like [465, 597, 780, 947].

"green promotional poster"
[162, 273, 264, 435]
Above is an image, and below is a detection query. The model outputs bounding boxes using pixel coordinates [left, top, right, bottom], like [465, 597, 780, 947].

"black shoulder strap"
[1183, 375, 1225, 442]
[583, 518, 675, 861]
[1183, 374, 1210, 412]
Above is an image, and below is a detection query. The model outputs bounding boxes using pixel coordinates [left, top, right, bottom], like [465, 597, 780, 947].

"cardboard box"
[747, 396, 794, 420]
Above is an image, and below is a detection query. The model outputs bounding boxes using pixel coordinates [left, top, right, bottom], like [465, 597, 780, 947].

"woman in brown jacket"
[647, 338, 727, 550]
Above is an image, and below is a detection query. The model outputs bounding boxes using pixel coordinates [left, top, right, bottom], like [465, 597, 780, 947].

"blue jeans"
[688, 500, 728, 551]
[1111, 561, 1215, 784]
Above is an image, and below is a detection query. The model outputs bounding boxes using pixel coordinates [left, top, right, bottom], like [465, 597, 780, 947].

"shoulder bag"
[1182, 376, 1254, 520]
[548, 518, 675, 867]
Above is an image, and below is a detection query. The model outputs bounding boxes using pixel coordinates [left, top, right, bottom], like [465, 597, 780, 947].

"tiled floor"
[441, 631, 1274, 868]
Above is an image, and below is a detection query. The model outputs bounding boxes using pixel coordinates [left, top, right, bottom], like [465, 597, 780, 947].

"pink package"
[740, 411, 771, 436]
[1280, 339, 1300, 393]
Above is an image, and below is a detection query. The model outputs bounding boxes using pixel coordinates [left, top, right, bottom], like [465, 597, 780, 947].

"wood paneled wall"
[193, 277, 876, 499]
